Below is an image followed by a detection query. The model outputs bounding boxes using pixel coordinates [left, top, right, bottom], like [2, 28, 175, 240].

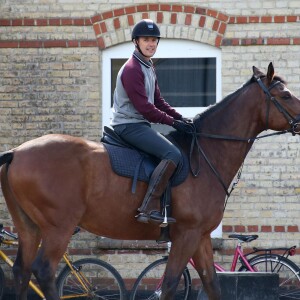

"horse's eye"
[282, 92, 291, 100]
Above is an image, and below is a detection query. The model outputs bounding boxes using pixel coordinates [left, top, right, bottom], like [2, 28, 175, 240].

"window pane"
[111, 57, 216, 107]
[153, 58, 216, 107]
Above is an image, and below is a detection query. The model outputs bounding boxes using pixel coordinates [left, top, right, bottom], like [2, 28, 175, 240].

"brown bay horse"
[0, 63, 300, 300]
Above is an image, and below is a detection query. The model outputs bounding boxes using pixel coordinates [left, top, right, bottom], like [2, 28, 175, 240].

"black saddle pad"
[102, 132, 189, 191]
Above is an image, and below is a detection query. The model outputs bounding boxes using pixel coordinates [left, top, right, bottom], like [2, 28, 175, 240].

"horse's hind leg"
[1, 165, 41, 300]
[31, 228, 74, 300]
[192, 234, 221, 300]
[13, 225, 41, 300]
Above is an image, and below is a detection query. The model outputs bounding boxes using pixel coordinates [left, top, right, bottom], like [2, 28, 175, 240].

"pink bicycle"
[130, 234, 300, 300]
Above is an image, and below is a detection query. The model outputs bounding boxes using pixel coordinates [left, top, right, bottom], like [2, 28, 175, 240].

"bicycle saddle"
[228, 234, 258, 242]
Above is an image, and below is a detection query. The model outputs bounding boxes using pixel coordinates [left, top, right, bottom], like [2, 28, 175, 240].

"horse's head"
[253, 62, 300, 135]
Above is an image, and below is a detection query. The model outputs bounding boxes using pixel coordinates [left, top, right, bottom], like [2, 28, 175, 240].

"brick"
[218, 22, 226, 34]
[90, 15, 102, 23]
[113, 18, 120, 30]
[212, 20, 220, 31]
[127, 15, 134, 26]
[73, 19, 85, 26]
[79, 40, 97, 47]
[100, 22, 107, 34]
[274, 16, 286, 23]
[247, 225, 258, 232]
[185, 14, 192, 26]
[170, 13, 177, 24]
[261, 226, 272, 232]
[43, 40, 67, 48]
[136, 5, 148, 12]
[161, 4, 171, 11]
[236, 16, 247, 24]
[267, 38, 290, 45]
[207, 9, 218, 18]
[49, 18, 61, 26]
[97, 37, 105, 49]
[287, 225, 298, 232]
[172, 5, 182, 12]
[274, 226, 285, 232]
[102, 11, 113, 20]
[141, 12, 148, 19]
[215, 35, 222, 47]
[184, 5, 195, 13]
[249, 16, 259, 23]
[0, 19, 11, 26]
[223, 225, 233, 232]
[125, 6, 136, 14]
[113, 8, 125, 17]
[157, 12, 163, 23]
[234, 225, 245, 232]
[199, 16, 206, 27]
[261, 16, 272, 23]
[93, 24, 101, 36]
[148, 4, 159, 11]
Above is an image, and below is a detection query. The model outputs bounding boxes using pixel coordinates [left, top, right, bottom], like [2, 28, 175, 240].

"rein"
[186, 75, 300, 210]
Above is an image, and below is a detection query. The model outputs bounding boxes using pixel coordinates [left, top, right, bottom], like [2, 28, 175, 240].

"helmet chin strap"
[133, 39, 148, 58]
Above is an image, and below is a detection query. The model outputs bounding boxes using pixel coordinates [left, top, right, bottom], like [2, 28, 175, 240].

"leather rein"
[186, 75, 300, 208]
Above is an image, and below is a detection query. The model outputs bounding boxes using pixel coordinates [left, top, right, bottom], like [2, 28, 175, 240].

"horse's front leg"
[192, 234, 221, 300]
[160, 229, 200, 299]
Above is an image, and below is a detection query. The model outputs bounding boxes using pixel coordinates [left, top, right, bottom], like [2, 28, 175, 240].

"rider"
[111, 19, 191, 226]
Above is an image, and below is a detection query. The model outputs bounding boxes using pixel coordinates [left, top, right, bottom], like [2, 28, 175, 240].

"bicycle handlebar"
[0, 224, 18, 240]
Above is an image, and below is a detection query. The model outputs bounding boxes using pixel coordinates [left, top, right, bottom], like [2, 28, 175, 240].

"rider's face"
[135, 37, 158, 60]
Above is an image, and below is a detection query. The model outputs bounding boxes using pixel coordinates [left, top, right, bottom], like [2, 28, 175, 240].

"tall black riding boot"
[136, 159, 177, 225]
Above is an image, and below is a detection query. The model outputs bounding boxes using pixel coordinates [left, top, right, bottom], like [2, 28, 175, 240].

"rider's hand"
[181, 117, 193, 124]
[172, 120, 193, 133]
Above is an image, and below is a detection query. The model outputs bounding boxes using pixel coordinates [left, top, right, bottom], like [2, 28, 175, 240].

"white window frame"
[102, 39, 222, 238]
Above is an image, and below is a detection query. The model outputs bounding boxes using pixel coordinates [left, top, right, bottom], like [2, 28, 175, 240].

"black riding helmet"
[131, 19, 160, 41]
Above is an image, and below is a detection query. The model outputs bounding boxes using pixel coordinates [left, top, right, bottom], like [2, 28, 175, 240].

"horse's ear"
[252, 66, 265, 78]
[266, 62, 275, 83]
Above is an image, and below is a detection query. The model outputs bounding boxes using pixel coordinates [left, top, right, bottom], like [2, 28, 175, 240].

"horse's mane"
[193, 74, 286, 127]
[167, 73, 286, 143]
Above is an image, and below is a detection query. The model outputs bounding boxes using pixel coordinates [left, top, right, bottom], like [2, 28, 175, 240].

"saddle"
[101, 126, 189, 239]
[101, 126, 189, 192]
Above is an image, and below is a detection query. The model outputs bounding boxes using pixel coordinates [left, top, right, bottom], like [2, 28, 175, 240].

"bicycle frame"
[0, 229, 93, 300]
[175, 240, 255, 273]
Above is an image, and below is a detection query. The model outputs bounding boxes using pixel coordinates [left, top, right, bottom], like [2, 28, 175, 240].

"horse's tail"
[0, 151, 14, 167]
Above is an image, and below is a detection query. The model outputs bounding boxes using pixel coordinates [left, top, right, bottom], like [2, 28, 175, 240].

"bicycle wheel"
[130, 257, 191, 300]
[56, 258, 126, 300]
[239, 254, 300, 299]
[0, 266, 5, 300]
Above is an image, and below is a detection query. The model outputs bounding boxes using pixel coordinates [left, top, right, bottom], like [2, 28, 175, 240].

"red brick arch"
[91, 4, 228, 49]
[0, 4, 299, 49]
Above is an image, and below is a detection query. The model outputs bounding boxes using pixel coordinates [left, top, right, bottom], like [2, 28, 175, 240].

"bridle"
[186, 75, 300, 208]
[255, 75, 300, 134]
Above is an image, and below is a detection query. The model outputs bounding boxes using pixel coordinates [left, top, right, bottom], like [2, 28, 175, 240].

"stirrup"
[135, 211, 176, 226]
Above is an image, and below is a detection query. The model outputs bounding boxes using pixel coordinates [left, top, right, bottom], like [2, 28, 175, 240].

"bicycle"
[130, 234, 300, 300]
[0, 224, 127, 300]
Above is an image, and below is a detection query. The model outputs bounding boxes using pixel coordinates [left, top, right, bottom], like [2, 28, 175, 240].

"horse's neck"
[197, 91, 263, 186]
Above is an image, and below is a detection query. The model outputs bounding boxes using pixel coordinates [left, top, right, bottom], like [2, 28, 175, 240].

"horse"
[0, 62, 300, 300]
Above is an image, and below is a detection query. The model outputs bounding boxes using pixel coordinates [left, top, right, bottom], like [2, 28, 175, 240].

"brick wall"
[0, 0, 299, 287]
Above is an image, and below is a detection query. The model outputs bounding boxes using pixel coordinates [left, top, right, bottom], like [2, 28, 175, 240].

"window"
[102, 39, 222, 238]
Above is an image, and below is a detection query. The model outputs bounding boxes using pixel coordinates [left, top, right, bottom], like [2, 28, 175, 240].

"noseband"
[254, 75, 300, 135]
